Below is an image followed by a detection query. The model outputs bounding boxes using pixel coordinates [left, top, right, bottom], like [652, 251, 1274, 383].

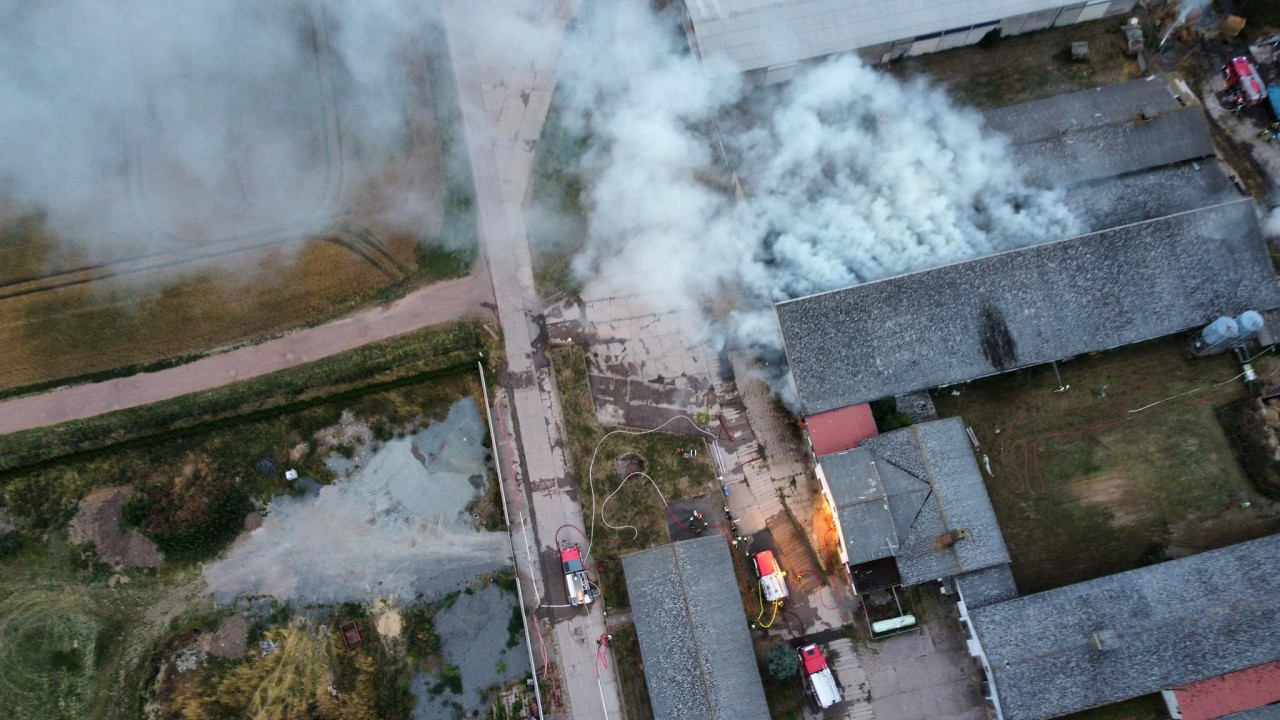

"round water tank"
[1202, 316, 1240, 346]
[1236, 310, 1265, 338]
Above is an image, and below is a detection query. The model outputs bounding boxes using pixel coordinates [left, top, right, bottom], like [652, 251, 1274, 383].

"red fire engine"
[1224, 56, 1266, 110]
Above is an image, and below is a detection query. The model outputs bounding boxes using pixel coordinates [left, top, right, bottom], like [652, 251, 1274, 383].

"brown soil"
[1167, 502, 1280, 558]
[1070, 474, 1147, 528]
[67, 486, 164, 570]
[198, 615, 249, 659]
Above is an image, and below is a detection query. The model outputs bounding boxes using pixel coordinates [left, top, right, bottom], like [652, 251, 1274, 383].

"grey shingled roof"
[818, 448, 929, 565]
[685, 0, 1091, 74]
[861, 418, 1010, 585]
[984, 77, 1183, 144]
[1061, 162, 1239, 232]
[969, 534, 1280, 720]
[622, 535, 771, 720]
[954, 564, 1019, 609]
[777, 199, 1280, 414]
[1009, 107, 1215, 186]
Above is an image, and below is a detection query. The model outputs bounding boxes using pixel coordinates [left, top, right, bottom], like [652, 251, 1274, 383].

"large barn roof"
[684, 0, 1087, 73]
[969, 534, 1280, 720]
[776, 198, 1280, 415]
[622, 535, 771, 720]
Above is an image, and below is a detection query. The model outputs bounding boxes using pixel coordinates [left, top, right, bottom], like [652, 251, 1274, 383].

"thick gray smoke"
[203, 399, 511, 605]
[0, 0, 441, 252]
[552, 4, 1081, 390]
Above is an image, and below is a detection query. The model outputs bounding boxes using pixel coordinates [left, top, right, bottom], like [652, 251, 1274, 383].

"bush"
[0, 531, 23, 559]
[120, 494, 149, 531]
[870, 397, 913, 432]
[765, 642, 800, 679]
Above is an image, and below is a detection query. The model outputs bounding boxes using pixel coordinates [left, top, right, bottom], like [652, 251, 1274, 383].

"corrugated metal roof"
[1174, 661, 1280, 720]
[622, 535, 771, 720]
[685, 0, 1087, 73]
[970, 534, 1280, 720]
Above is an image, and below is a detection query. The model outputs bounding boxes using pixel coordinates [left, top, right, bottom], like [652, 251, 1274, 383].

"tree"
[764, 642, 800, 679]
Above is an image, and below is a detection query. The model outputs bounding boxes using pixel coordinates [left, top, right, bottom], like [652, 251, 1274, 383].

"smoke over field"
[0, 0, 447, 251]
[549, 4, 1081, 388]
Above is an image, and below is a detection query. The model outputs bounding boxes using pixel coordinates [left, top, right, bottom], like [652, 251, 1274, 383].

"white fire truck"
[753, 550, 790, 603]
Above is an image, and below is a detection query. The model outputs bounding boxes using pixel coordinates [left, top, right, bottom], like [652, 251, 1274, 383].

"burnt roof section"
[777, 199, 1280, 414]
[622, 535, 771, 720]
[984, 77, 1184, 144]
[861, 418, 1010, 584]
[969, 534, 1280, 720]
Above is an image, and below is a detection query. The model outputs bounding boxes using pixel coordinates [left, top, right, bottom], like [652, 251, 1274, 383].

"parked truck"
[800, 643, 843, 709]
[561, 543, 595, 606]
[753, 550, 790, 603]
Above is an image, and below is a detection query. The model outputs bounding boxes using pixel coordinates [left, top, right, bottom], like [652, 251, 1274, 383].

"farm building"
[680, 0, 1139, 82]
[778, 78, 1279, 418]
[816, 417, 1016, 604]
[621, 535, 771, 720]
[960, 534, 1280, 720]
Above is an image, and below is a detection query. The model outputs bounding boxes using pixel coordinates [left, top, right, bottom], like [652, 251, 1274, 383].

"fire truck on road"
[561, 543, 596, 606]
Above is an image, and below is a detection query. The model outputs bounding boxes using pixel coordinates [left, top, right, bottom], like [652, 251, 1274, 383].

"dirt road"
[0, 273, 488, 434]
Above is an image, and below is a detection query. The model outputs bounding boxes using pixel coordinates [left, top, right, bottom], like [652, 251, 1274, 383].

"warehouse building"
[960, 534, 1280, 720]
[778, 78, 1277, 418]
[681, 0, 1138, 82]
[621, 535, 771, 720]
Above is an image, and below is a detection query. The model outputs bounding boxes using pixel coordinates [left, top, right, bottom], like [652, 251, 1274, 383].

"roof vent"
[1091, 629, 1121, 651]
[936, 528, 968, 548]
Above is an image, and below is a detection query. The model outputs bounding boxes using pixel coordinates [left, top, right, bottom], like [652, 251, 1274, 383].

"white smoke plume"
[550, 3, 1081, 390]
[203, 399, 511, 605]
[0, 0, 447, 254]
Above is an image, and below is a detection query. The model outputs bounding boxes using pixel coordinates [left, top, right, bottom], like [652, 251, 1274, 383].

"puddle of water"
[203, 399, 511, 605]
[410, 584, 530, 719]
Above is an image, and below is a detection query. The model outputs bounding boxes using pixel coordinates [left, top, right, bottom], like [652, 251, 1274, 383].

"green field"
[934, 337, 1280, 594]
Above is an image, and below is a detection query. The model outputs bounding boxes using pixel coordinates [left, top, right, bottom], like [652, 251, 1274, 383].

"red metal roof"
[805, 404, 878, 456]
[1173, 660, 1280, 720]
[801, 645, 827, 675]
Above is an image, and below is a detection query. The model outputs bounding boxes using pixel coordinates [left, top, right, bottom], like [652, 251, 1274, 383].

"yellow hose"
[759, 600, 781, 628]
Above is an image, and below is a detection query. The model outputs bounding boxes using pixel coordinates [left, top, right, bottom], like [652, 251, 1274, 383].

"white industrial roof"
[685, 0, 1083, 72]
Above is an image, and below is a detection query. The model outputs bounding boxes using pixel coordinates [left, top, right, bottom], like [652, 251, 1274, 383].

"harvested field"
[0, 9, 478, 394]
[933, 337, 1280, 594]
